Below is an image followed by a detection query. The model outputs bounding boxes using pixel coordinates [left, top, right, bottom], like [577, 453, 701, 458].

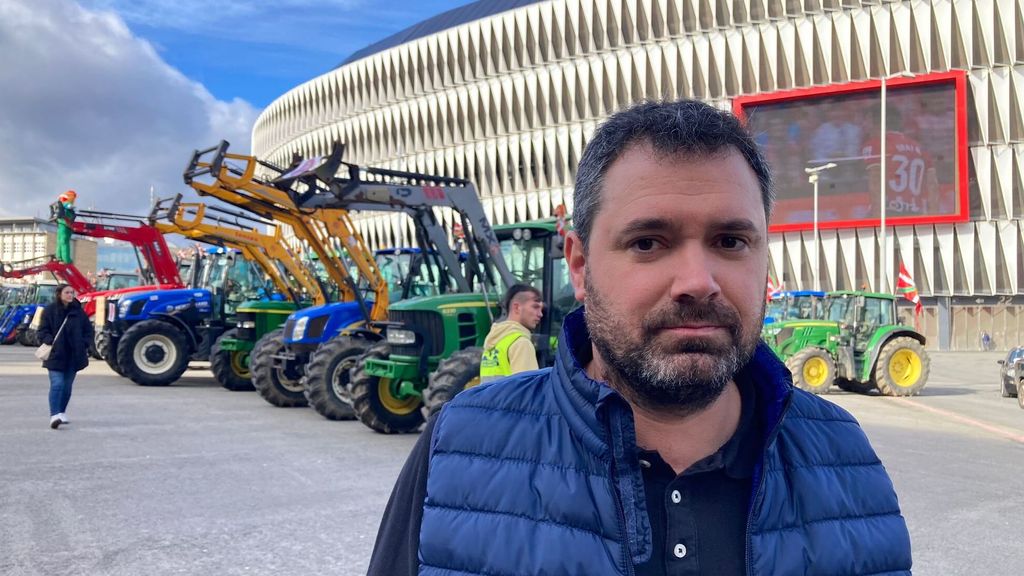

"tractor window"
[376, 251, 443, 302]
[548, 253, 578, 332]
[861, 298, 894, 327]
[107, 274, 140, 291]
[825, 297, 853, 323]
[500, 235, 546, 289]
[765, 298, 784, 321]
[36, 285, 57, 303]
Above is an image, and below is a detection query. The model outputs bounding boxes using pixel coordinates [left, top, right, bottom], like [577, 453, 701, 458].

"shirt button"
[673, 543, 687, 558]
[670, 490, 682, 504]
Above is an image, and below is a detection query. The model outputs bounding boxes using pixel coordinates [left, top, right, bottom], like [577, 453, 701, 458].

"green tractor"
[351, 219, 578, 433]
[763, 291, 929, 396]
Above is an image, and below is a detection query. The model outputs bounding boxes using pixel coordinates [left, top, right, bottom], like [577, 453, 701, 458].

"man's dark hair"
[502, 283, 541, 315]
[53, 283, 71, 306]
[572, 99, 774, 248]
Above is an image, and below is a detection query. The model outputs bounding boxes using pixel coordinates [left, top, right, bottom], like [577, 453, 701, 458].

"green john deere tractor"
[351, 219, 578, 433]
[763, 291, 929, 396]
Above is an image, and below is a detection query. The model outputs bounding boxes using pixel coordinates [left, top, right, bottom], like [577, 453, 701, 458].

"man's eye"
[719, 236, 749, 250]
[633, 238, 657, 252]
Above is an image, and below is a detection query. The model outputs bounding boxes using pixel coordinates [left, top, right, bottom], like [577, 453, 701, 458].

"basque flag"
[896, 262, 923, 315]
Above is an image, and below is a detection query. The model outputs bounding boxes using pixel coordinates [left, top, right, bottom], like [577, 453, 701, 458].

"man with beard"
[368, 100, 911, 576]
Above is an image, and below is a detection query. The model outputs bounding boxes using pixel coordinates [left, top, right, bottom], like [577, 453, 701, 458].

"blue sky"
[0, 0, 469, 219]
[80, 0, 468, 107]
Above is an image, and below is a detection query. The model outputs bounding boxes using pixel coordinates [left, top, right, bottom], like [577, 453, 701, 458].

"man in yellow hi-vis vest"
[480, 284, 544, 382]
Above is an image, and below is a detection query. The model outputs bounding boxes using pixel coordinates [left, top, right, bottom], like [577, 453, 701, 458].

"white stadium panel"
[252, 1, 1024, 347]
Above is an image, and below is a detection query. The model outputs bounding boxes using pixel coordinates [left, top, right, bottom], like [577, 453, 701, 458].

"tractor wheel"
[836, 378, 875, 395]
[116, 320, 189, 386]
[211, 329, 254, 392]
[874, 337, 930, 397]
[350, 342, 424, 434]
[303, 336, 369, 421]
[103, 334, 125, 376]
[16, 328, 34, 347]
[250, 328, 306, 407]
[93, 331, 108, 361]
[422, 347, 483, 419]
[785, 347, 835, 395]
[1017, 378, 1024, 410]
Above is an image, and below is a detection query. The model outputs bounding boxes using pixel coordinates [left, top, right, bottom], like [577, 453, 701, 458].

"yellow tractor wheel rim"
[888, 349, 922, 388]
[378, 378, 419, 415]
[802, 356, 829, 387]
[464, 376, 482, 391]
[231, 351, 251, 379]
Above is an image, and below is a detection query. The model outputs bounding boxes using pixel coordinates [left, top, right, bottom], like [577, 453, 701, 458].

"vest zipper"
[612, 475, 637, 576]
[745, 392, 794, 576]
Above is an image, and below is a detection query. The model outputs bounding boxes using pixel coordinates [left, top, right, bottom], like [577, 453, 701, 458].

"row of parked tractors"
[1, 141, 578, 435]
[5, 142, 929, 437]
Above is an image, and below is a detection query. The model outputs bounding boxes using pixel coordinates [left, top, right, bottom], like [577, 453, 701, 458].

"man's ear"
[564, 231, 587, 303]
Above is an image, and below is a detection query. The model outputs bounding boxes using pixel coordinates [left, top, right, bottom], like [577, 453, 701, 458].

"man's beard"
[584, 270, 763, 415]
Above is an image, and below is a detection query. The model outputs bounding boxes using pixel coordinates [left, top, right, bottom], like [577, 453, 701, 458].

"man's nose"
[668, 246, 721, 302]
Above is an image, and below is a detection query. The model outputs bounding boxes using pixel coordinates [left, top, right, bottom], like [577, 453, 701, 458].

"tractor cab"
[495, 221, 578, 366]
[764, 290, 826, 325]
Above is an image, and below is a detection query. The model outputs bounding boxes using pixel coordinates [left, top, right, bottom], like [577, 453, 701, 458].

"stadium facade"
[251, 0, 1022, 350]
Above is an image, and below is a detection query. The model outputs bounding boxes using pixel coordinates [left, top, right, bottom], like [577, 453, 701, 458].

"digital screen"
[739, 80, 962, 229]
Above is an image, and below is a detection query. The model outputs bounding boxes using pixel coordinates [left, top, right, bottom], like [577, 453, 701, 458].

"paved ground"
[1, 346, 1022, 575]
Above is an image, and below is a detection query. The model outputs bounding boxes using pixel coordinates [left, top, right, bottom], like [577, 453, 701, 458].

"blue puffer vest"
[419, 308, 912, 575]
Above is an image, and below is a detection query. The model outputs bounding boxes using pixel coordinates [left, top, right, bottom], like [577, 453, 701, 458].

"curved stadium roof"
[339, 0, 544, 66]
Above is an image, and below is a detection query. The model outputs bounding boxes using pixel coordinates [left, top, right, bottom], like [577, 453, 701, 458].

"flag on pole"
[896, 261, 922, 315]
[554, 204, 568, 237]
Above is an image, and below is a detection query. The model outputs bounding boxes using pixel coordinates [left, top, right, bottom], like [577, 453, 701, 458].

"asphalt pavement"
[1, 346, 1022, 575]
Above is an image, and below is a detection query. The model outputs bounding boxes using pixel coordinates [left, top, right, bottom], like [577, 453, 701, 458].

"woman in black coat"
[37, 284, 94, 429]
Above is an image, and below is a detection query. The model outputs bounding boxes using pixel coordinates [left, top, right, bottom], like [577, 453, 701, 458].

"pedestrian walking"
[37, 284, 93, 429]
[369, 100, 911, 575]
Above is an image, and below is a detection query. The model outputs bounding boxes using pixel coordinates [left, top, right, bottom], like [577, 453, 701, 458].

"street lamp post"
[878, 71, 916, 294]
[805, 162, 837, 292]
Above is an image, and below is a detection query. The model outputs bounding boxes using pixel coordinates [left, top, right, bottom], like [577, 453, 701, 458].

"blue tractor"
[764, 290, 827, 325]
[102, 247, 273, 386]
[1, 284, 57, 346]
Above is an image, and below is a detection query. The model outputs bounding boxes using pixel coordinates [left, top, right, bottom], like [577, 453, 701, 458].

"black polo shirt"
[367, 377, 759, 576]
[633, 375, 759, 576]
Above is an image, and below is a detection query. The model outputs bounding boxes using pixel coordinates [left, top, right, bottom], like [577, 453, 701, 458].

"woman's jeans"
[47, 369, 77, 417]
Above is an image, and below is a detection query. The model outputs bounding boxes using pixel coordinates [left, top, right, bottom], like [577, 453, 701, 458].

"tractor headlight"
[1008, 368, 1016, 377]
[119, 299, 133, 316]
[292, 316, 309, 339]
[238, 320, 256, 329]
[386, 329, 416, 346]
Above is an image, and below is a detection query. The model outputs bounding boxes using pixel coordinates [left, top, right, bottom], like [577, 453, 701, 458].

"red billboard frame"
[733, 70, 969, 233]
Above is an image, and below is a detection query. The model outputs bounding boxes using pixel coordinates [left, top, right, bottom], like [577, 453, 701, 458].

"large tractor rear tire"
[303, 336, 369, 421]
[116, 320, 189, 386]
[874, 337, 930, 397]
[211, 329, 254, 392]
[350, 342, 424, 434]
[250, 328, 306, 407]
[785, 347, 835, 395]
[422, 347, 483, 419]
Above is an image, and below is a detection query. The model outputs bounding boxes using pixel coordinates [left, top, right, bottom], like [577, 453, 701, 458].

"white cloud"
[0, 0, 260, 218]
